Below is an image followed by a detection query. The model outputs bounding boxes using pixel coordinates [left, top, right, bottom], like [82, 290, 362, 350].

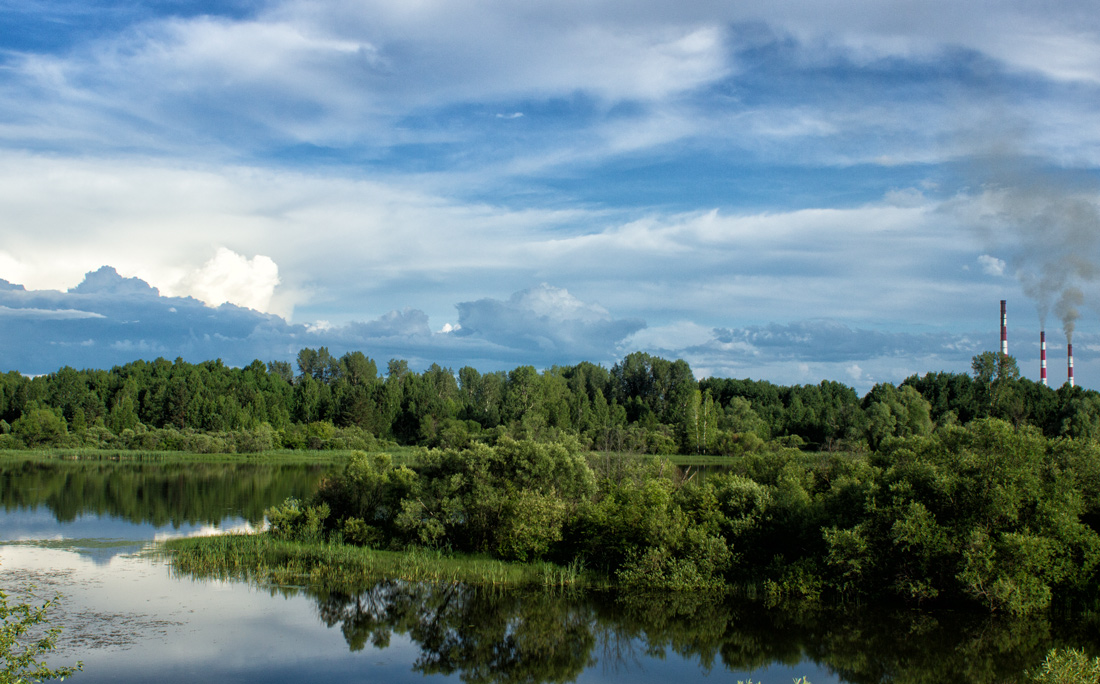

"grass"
[2, 446, 857, 469]
[0, 447, 424, 466]
[164, 534, 596, 593]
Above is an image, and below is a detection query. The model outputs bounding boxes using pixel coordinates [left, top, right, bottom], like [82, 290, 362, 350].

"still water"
[1, 458, 1094, 683]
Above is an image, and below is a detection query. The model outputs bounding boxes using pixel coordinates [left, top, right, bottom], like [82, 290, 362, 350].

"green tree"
[972, 351, 1025, 422]
[267, 360, 294, 383]
[862, 383, 932, 450]
[340, 351, 378, 386]
[11, 408, 68, 448]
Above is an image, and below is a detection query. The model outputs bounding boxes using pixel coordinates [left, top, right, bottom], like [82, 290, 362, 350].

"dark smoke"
[969, 152, 1100, 342]
[1056, 287, 1084, 342]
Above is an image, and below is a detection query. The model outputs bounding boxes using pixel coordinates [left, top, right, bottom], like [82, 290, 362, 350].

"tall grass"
[164, 534, 595, 592]
[0, 447, 423, 466]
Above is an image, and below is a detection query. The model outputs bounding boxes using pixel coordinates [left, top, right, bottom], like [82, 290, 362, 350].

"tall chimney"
[1068, 343, 1075, 387]
[1000, 300, 1008, 357]
[1041, 331, 1047, 386]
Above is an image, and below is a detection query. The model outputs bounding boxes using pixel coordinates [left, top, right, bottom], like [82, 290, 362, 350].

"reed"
[164, 534, 595, 592]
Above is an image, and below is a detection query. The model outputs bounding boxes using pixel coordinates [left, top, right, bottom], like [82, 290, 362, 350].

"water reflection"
[0, 459, 332, 528]
[249, 578, 1100, 684]
[314, 583, 597, 683]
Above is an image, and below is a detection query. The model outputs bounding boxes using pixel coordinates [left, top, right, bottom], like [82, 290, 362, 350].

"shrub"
[0, 572, 83, 683]
[265, 497, 330, 542]
[1027, 648, 1100, 683]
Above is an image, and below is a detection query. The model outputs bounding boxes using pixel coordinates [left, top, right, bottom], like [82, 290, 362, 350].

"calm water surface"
[1, 458, 1093, 683]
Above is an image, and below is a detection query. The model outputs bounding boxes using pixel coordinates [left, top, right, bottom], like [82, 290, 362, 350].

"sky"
[3, 0, 1100, 393]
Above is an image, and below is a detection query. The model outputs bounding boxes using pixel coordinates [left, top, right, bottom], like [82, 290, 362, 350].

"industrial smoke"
[972, 150, 1100, 387]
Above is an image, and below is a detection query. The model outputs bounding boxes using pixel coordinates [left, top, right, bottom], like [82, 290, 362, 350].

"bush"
[495, 489, 568, 562]
[0, 572, 83, 683]
[1027, 648, 1100, 683]
[265, 497, 330, 542]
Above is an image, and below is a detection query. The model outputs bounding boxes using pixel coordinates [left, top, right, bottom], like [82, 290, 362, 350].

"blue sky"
[2, 0, 1100, 392]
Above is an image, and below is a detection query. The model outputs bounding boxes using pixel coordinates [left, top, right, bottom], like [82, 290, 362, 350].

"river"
[1, 456, 1093, 683]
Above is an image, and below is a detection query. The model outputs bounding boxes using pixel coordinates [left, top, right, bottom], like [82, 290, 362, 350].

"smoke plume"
[1056, 287, 1084, 342]
[970, 152, 1100, 343]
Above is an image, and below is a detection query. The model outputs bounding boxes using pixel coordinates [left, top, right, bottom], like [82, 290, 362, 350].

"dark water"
[1, 457, 1096, 683]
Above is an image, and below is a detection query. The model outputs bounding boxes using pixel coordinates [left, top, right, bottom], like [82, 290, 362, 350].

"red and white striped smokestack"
[1041, 331, 1047, 386]
[1069, 343, 1075, 387]
[1000, 300, 1008, 357]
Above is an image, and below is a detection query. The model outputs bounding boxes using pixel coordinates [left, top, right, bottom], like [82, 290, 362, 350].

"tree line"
[1, 347, 1099, 453]
[262, 416, 1100, 616]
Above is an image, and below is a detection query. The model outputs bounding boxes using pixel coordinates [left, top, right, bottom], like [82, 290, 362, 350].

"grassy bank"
[165, 534, 595, 592]
[0, 446, 423, 465]
[1, 446, 784, 471]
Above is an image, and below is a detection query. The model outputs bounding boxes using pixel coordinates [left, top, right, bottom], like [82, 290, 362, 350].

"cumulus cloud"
[0, 271, 643, 375]
[0, 150, 998, 341]
[0, 268, 292, 373]
[0, 266, 1065, 392]
[978, 254, 1007, 277]
[338, 308, 433, 339]
[454, 284, 646, 359]
[169, 248, 283, 316]
[71, 266, 160, 296]
[622, 321, 716, 351]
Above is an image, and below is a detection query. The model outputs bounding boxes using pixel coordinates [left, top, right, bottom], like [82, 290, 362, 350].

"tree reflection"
[294, 580, 1100, 684]
[314, 582, 596, 683]
[0, 460, 330, 526]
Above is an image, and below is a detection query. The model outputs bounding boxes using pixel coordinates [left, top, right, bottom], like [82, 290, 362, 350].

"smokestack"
[1068, 342, 1075, 387]
[1041, 330, 1047, 386]
[1001, 300, 1008, 357]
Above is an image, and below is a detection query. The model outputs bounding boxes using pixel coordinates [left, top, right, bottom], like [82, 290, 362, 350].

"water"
[0, 457, 1093, 683]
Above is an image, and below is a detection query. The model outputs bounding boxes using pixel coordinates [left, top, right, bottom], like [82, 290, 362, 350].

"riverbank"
[0, 446, 748, 468]
[0, 447, 409, 464]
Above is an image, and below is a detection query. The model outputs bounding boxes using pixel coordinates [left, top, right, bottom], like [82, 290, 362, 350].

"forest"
[2, 346, 1099, 454]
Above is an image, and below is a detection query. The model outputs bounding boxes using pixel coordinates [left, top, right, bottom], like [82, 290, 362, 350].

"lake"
[1, 456, 1094, 683]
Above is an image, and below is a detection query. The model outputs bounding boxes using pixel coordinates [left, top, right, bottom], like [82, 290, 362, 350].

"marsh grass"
[0, 447, 424, 466]
[164, 534, 596, 593]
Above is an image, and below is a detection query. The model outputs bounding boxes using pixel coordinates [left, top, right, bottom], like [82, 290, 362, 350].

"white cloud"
[846, 363, 864, 383]
[454, 284, 645, 357]
[0, 306, 104, 320]
[169, 248, 283, 316]
[0, 150, 1006, 336]
[622, 321, 715, 351]
[0, 251, 30, 285]
[978, 254, 1006, 277]
[3, 0, 1100, 183]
